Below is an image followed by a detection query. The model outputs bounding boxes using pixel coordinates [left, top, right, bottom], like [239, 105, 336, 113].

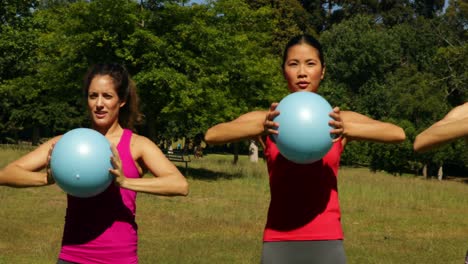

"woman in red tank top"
[204, 34, 406, 264]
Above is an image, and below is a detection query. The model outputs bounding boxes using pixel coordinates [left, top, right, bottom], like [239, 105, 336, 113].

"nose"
[96, 95, 104, 108]
[297, 64, 307, 78]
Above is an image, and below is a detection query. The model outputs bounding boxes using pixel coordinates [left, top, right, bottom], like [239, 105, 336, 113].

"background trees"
[0, 0, 466, 176]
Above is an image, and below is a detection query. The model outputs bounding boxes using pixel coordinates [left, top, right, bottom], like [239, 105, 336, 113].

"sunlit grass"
[0, 149, 467, 263]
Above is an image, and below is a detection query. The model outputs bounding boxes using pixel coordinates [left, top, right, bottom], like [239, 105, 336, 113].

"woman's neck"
[92, 121, 123, 138]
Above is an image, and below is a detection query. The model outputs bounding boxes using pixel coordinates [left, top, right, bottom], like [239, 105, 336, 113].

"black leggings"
[261, 240, 346, 264]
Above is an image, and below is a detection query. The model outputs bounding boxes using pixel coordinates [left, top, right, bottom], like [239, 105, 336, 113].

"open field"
[0, 149, 467, 263]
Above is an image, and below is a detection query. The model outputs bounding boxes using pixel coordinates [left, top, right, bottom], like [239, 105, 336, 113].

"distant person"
[249, 140, 259, 163]
[204, 34, 406, 263]
[0, 63, 189, 263]
[194, 144, 203, 159]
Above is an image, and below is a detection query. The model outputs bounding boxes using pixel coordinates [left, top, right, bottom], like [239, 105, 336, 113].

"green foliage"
[0, 0, 38, 27]
[368, 119, 415, 175]
[320, 15, 401, 93]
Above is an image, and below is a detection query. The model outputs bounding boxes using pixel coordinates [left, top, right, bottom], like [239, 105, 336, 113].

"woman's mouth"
[95, 112, 107, 119]
[297, 82, 310, 89]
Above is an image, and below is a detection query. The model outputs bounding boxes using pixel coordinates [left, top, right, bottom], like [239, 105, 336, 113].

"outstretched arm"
[414, 103, 468, 153]
[340, 111, 406, 145]
[204, 107, 277, 145]
[205, 103, 344, 145]
[0, 137, 60, 187]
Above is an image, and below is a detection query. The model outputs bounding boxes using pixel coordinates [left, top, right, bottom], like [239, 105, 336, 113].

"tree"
[0, 0, 38, 27]
[413, 0, 445, 18]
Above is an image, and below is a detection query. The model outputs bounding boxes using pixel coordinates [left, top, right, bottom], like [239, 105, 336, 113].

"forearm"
[345, 122, 406, 143]
[0, 165, 48, 187]
[414, 120, 468, 152]
[119, 175, 189, 196]
[205, 120, 264, 145]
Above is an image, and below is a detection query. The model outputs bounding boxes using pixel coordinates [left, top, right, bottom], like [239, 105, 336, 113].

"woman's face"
[87, 75, 125, 129]
[283, 43, 325, 93]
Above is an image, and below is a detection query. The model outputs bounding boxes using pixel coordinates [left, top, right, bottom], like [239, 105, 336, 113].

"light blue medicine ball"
[51, 128, 113, 198]
[271, 91, 334, 164]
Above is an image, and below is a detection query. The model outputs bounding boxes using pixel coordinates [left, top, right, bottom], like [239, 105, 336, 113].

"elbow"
[204, 130, 218, 145]
[203, 133, 213, 145]
[385, 127, 406, 143]
[180, 180, 189, 196]
[395, 128, 406, 143]
[175, 179, 189, 196]
[413, 136, 425, 153]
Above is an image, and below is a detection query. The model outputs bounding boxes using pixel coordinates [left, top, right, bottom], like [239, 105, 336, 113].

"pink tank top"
[263, 136, 344, 241]
[59, 129, 140, 263]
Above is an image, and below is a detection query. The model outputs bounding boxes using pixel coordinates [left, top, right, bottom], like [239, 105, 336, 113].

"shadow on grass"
[176, 166, 243, 181]
[443, 176, 468, 184]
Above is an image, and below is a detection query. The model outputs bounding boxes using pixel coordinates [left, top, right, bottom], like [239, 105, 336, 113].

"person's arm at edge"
[340, 111, 406, 144]
[413, 117, 468, 153]
[414, 103, 468, 153]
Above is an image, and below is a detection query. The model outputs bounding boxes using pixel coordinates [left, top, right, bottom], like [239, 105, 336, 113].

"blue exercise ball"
[51, 128, 113, 198]
[271, 91, 334, 164]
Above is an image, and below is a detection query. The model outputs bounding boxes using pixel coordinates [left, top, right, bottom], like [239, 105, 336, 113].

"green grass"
[0, 150, 467, 263]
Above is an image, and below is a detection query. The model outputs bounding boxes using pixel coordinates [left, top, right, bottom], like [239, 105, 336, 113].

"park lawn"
[0, 150, 467, 263]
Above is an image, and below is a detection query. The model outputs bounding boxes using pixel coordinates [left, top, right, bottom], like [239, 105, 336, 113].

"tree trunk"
[437, 164, 443, 181]
[32, 126, 40, 146]
[232, 142, 239, 165]
[423, 164, 428, 179]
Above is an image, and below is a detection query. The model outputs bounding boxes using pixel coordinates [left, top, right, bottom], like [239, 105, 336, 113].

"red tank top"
[263, 136, 344, 241]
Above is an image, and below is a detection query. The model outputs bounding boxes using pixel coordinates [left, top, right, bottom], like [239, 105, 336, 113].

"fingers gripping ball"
[51, 128, 113, 198]
[271, 91, 334, 164]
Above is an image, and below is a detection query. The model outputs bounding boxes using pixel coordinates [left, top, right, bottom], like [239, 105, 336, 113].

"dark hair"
[282, 34, 325, 69]
[83, 63, 142, 130]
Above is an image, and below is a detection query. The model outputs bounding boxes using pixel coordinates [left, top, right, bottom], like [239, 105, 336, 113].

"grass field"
[0, 149, 467, 264]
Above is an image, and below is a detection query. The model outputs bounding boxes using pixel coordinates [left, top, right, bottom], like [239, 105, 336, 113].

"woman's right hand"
[263, 102, 280, 135]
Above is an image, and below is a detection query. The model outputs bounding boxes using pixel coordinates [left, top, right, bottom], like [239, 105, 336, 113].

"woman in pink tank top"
[204, 34, 406, 263]
[0, 63, 189, 264]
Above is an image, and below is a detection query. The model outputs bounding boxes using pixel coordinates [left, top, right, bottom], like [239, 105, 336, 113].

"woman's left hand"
[329, 107, 344, 142]
[110, 144, 126, 186]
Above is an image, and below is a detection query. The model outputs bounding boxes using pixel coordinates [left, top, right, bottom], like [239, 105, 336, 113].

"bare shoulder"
[130, 133, 160, 154]
[131, 133, 150, 144]
[131, 133, 155, 147]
